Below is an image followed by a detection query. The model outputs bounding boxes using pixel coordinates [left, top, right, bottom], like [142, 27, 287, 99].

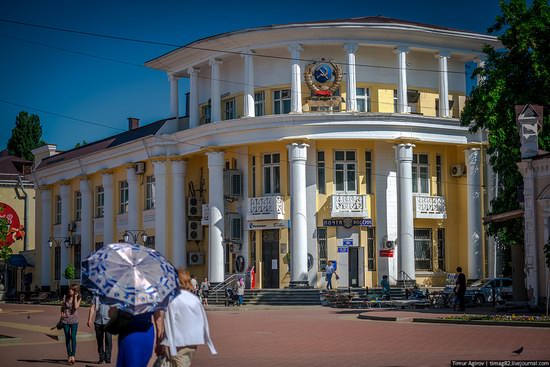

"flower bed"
[443, 314, 550, 323]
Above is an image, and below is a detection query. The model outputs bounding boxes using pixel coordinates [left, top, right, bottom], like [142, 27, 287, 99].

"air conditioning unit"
[134, 162, 145, 174]
[188, 197, 203, 217]
[451, 165, 465, 177]
[224, 169, 242, 198]
[188, 252, 204, 266]
[68, 222, 77, 232]
[224, 213, 242, 242]
[384, 241, 395, 249]
[187, 221, 203, 241]
[71, 235, 81, 245]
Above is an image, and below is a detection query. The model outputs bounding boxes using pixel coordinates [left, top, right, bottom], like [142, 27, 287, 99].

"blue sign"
[337, 247, 348, 253]
[322, 218, 372, 228]
[343, 238, 353, 246]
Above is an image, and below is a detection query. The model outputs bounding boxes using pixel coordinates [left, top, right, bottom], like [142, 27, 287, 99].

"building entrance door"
[262, 230, 279, 288]
[348, 247, 365, 287]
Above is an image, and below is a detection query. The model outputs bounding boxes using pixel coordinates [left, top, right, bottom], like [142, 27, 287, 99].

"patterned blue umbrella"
[82, 242, 179, 315]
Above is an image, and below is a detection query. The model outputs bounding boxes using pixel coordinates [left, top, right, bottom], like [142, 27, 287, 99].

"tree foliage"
[64, 264, 76, 281]
[6, 111, 45, 161]
[461, 0, 550, 256]
[74, 140, 88, 149]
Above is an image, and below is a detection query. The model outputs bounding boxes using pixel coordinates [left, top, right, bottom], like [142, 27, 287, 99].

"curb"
[0, 336, 21, 344]
[357, 313, 397, 322]
[412, 318, 550, 328]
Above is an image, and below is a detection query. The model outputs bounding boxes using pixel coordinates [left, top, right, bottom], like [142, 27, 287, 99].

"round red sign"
[0, 202, 24, 247]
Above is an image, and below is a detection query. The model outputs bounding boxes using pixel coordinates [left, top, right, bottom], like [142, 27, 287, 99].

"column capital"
[394, 46, 409, 54]
[39, 185, 52, 191]
[171, 159, 187, 175]
[343, 43, 358, 54]
[394, 143, 415, 161]
[78, 175, 91, 182]
[206, 150, 225, 166]
[436, 51, 451, 58]
[98, 169, 114, 176]
[188, 67, 200, 76]
[151, 155, 168, 163]
[168, 73, 180, 82]
[287, 43, 303, 55]
[208, 58, 223, 66]
[287, 143, 309, 162]
[240, 49, 255, 57]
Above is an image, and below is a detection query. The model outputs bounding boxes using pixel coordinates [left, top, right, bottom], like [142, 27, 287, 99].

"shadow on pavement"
[18, 359, 99, 365]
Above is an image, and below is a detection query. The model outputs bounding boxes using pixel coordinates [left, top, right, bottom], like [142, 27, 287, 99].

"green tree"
[64, 264, 76, 281]
[6, 111, 45, 161]
[460, 0, 550, 275]
[74, 140, 88, 149]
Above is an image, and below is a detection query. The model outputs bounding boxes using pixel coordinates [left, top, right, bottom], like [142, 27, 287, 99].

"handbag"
[105, 310, 133, 335]
[335, 273, 340, 281]
[55, 318, 64, 330]
[152, 356, 171, 367]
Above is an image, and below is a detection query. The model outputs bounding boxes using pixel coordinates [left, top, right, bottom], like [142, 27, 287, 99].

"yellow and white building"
[32, 17, 502, 290]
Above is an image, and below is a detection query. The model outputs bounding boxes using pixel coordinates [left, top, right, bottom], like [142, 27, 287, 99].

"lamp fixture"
[123, 230, 149, 245]
[48, 237, 71, 249]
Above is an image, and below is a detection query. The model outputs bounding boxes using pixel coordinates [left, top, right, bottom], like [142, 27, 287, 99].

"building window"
[55, 195, 61, 224]
[144, 236, 155, 249]
[263, 153, 281, 195]
[414, 228, 432, 271]
[119, 181, 129, 214]
[318, 227, 327, 272]
[412, 153, 430, 194]
[54, 246, 61, 281]
[252, 156, 256, 197]
[95, 242, 104, 251]
[365, 151, 373, 195]
[437, 228, 445, 271]
[201, 104, 211, 124]
[393, 89, 398, 112]
[436, 155, 443, 196]
[74, 243, 81, 279]
[273, 89, 291, 114]
[334, 150, 356, 193]
[317, 151, 326, 194]
[75, 191, 82, 221]
[356, 87, 371, 112]
[224, 98, 236, 120]
[145, 175, 155, 210]
[367, 227, 376, 271]
[254, 91, 265, 116]
[96, 186, 104, 218]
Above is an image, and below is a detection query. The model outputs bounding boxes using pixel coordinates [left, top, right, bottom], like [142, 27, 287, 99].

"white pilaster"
[522, 162, 539, 306]
[209, 59, 222, 123]
[79, 179, 93, 259]
[153, 159, 167, 256]
[169, 73, 179, 119]
[437, 52, 450, 117]
[171, 159, 187, 269]
[242, 50, 255, 118]
[40, 188, 52, 288]
[465, 148, 482, 279]
[287, 143, 309, 286]
[102, 172, 114, 244]
[395, 143, 415, 280]
[207, 151, 225, 283]
[236, 147, 249, 273]
[188, 68, 200, 128]
[485, 153, 496, 277]
[288, 44, 303, 114]
[395, 47, 409, 113]
[344, 43, 358, 112]
[305, 141, 318, 286]
[60, 184, 71, 286]
[126, 166, 139, 235]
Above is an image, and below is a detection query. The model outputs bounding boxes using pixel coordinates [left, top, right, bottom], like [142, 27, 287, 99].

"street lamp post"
[48, 237, 71, 249]
[123, 230, 148, 245]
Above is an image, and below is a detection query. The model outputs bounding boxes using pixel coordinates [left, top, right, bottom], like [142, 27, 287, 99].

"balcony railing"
[247, 196, 285, 221]
[331, 194, 368, 218]
[414, 195, 447, 219]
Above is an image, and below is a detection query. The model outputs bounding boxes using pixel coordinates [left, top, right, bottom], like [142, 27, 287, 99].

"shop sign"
[342, 238, 353, 246]
[337, 246, 348, 253]
[379, 249, 394, 257]
[246, 220, 288, 230]
[0, 202, 24, 247]
[322, 218, 372, 228]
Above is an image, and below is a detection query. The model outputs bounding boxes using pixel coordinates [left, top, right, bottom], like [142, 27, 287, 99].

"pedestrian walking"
[235, 277, 245, 306]
[200, 277, 211, 306]
[60, 284, 81, 365]
[381, 275, 391, 300]
[87, 295, 112, 364]
[155, 269, 217, 367]
[455, 266, 467, 312]
[190, 274, 198, 296]
[325, 261, 338, 290]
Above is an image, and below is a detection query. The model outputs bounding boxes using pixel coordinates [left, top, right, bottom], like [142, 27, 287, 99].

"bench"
[29, 292, 50, 304]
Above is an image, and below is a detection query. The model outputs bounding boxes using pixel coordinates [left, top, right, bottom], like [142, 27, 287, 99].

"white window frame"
[254, 91, 265, 117]
[75, 191, 82, 221]
[224, 98, 236, 120]
[96, 186, 104, 218]
[263, 152, 281, 195]
[145, 175, 155, 210]
[273, 89, 291, 115]
[334, 150, 357, 194]
[356, 87, 371, 112]
[412, 153, 430, 195]
[119, 180, 129, 214]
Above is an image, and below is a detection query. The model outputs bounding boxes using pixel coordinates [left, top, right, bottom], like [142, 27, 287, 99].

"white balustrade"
[414, 195, 447, 219]
[331, 194, 368, 218]
[247, 196, 285, 221]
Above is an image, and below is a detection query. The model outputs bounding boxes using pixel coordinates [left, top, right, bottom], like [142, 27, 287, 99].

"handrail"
[398, 270, 415, 284]
[212, 274, 239, 303]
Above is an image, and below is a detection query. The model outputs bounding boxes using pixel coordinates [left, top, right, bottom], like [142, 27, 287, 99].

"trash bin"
[245, 266, 255, 289]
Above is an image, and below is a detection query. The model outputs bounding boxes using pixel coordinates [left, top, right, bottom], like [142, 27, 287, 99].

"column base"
[288, 281, 311, 289]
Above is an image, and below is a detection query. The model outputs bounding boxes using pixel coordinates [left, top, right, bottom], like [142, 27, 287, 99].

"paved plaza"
[0, 302, 549, 366]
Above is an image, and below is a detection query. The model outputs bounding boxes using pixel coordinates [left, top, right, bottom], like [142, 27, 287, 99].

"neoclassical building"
[32, 17, 501, 290]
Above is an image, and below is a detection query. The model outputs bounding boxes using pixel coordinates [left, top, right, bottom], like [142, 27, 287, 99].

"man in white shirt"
[325, 261, 337, 290]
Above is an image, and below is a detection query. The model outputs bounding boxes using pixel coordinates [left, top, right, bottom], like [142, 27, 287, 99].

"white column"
[188, 68, 200, 128]
[153, 159, 167, 256]
[522, 162, 539, 306]
[79, 179, 93, 259]
[288, 44, 303, 113]
[485, 153, 496, 277]
[305, 141, 318, 286]
[60, 184, 71, 286]
[169, 73, 179, 119]
[102, 173, 114, 244]
[437, 52, 450, 117]
[465, 148, 483, 279]
[395, 47, 409, 113]
[40, 188, 52, 289]
[344, 43, 358, 112]
[209, 59, 222, 123]
[395, 143, 415, 280]
[126, 166, 139, 237]
[207, 151, 225, 283]
[172, 159, 187, 269]
[288, 143, 309, 286]
[242, 50, 255, 118]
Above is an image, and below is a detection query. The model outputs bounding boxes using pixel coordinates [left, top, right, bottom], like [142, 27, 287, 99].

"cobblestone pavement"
[1, 303, 549, 366]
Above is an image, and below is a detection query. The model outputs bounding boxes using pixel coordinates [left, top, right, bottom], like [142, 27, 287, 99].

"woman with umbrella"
[82, 243, 179, 367]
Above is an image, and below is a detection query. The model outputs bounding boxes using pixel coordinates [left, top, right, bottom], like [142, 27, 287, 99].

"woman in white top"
[155, 269, 217, 367]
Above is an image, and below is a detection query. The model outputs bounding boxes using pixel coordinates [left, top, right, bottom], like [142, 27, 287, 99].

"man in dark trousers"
[87, 295, 112, 364]
[455, 267, 467, 312]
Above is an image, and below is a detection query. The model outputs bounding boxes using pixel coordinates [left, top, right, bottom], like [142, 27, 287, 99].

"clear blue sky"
[0, 0, 502, 152]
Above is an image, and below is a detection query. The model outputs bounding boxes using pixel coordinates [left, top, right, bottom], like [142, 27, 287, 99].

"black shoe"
[105, 360, 111, 364]
[97, 360, 104, 364]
